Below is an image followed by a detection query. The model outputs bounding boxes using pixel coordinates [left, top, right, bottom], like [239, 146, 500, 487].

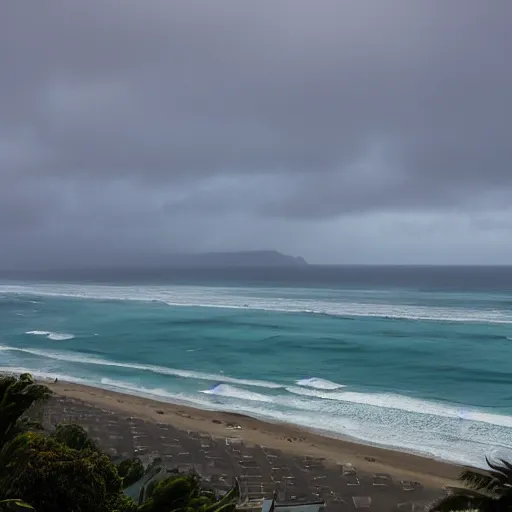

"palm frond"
[485, 458, 510, 481]
[0, 500, 35, 511]
[216, 480, 240, 506]
[460, 470, 502, 494]
[496, 460, 512, 485]
[497, 459, 512, 471]
[430, 493, 487, 512]
[444, 487, 496, 499]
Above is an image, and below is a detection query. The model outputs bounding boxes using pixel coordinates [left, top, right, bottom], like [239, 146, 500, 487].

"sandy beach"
[44, 381, 461, 490]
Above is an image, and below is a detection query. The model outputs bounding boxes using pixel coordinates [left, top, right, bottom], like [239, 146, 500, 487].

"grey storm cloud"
[1, 1, 512, 267]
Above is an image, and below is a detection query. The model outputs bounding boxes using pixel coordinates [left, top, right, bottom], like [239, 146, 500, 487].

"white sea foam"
[26, 330, 75, 341]
[100, 378, 278, 413]
[285, 387, 512, 428]
[288, 388, 464, 421]
[201, 383, 272, 403]
[296, 377, 345, 390]
[48, 333, 75, 341]
[3, 283, 512, 324]
[0, 345, 282, 389]
[100, 378, 180, 401]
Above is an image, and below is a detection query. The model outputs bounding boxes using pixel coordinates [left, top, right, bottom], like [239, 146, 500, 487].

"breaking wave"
[201, 383, 272, 403]
[26, 331, 75, 341]
[285, 387, 512, 428]
[296, 377, 345, 390]
[2, 283, 512, 324]
[0, 345, 282, 389]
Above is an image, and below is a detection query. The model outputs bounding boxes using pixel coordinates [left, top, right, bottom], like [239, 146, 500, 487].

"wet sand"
[45, 381, 460, 489]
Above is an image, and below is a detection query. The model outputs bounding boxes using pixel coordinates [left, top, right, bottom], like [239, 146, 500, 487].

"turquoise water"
[1, 271, 512, 467]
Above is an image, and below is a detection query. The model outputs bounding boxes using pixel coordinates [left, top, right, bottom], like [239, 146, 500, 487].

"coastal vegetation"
[0, 374, 238, 512]
[432, 458, 512, 512]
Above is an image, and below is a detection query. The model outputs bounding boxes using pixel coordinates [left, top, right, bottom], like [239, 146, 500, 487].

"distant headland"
[166, 250, 308, 267]
[0, 251, 308, 280]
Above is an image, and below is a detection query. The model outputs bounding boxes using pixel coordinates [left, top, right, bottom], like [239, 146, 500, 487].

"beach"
[44, 380, 460, 490]
[25, 379, 463, 510]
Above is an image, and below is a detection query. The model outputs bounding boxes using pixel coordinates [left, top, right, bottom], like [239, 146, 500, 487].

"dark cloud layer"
[1, 1, 512, 267]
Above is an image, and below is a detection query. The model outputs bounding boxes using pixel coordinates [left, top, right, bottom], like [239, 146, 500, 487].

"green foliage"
[139, 473, 201, 512]
[0, 373, 50, 447]
[139, 473, 239, 512]
[432, 457, 512, 512]
[0, 432, 125, 512]
[117, 458, 145, 489]
[105, 493, 139, 512]
[53, 423, 99, 452]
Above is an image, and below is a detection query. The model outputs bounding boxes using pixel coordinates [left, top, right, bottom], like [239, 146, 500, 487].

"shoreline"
[43, 380, 462, 489]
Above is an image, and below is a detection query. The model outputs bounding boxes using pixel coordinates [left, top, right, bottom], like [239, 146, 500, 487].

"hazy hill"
[166, 250, 308, 267]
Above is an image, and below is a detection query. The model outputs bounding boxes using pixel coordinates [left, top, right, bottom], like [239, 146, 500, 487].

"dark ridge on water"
[163, 250, 308, 267]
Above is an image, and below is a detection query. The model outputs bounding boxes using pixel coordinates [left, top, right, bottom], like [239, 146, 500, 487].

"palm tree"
[431, 457, 512, 512]
[139, 472, 240, 512]
[0, 499, 34, 511]
[0, 373, 50, 448]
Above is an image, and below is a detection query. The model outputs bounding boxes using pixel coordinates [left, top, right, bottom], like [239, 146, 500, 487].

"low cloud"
[1, 1, 511, 266]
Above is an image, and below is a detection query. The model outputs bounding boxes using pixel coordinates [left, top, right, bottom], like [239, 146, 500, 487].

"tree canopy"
[0, 431, 124, 512]
[117, 458, 145, 489]
[53, 423, 100, 452]
[139, 472, 238, 512]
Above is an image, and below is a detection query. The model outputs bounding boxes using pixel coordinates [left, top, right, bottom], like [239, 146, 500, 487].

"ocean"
[1, 266, 512, 468]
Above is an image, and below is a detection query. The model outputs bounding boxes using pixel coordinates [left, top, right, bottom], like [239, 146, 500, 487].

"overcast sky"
[1, 1, 511, 268]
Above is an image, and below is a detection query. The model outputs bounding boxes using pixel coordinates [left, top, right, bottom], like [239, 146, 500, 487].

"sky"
[1, 1, 512, 268]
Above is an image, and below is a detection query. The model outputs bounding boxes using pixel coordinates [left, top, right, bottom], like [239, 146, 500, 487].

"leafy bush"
[0, 432, 131, 512]
[53, 423, 99, 452]
[117, 458, 145, 488]
[140, 473, 238, 512]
